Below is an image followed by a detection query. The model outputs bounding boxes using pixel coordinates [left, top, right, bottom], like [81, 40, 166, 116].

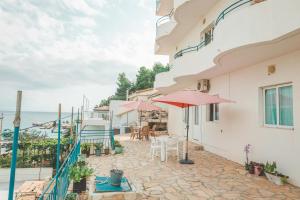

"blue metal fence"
[38, 140, 80, 200]
[80, 129, 115, 150]
[37, 129, 115, 200]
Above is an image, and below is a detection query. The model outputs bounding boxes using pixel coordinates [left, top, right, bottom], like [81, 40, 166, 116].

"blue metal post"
[76, 108, 79, 140]
[55, 103, 62, 200]
[8, 91, 22, 200]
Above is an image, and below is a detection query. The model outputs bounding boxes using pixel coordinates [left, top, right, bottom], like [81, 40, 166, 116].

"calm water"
[0, 111, 72, 139]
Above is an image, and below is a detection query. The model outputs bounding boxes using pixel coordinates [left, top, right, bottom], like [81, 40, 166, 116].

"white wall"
[169, 50, 300, 186]
[156, 0, 300, 90]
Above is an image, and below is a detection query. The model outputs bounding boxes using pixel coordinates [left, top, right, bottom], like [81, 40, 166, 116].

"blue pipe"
[8, 126, 20, 200]
[55, 106, 61, 200]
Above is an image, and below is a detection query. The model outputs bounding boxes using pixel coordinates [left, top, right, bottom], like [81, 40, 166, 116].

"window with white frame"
[207, 104, 219, 121]
[263, 84, 293, 127]
[194, 106, 199, 125]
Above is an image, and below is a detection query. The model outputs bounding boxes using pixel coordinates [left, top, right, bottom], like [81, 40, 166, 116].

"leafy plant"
[69, 162, 93, 183]
[94, 142, 103, 150]
[114, 140, 122, 148]
[81, 143, 91, 153]
[65, 192, 78, 200]
[265, 161, 277, 174]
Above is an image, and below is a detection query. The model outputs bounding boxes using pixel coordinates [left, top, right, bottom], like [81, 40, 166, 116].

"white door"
[192, 106, 202, 142]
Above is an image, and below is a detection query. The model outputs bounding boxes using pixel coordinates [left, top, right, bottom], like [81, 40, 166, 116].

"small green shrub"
[69, 162, 93, 183]
[65, 192, 77, 200]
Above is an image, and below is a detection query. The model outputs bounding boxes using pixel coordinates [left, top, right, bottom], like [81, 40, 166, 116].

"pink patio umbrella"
[153, 90, 234, 164]
[122, 100, 162, 139]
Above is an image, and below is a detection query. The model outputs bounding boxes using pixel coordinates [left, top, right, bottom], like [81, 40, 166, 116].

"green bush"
[65, 193, 78, 200]
[69, 162, 93, 183]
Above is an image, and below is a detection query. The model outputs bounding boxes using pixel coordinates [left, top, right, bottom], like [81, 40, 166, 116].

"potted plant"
[65, 192, 79, 200]
[81, 143, 91, 158]
[94, 142, 103, 157]
[244, 144, 251, 171]
[69, 161, 93, 193]
[114, 141, 123, 154]
[104, 147, 110, 155]
[254, 162, 264, 176]
[248, 161, 255, 174]
[264, 161, 289, 185]
[110, 169, 124, 186]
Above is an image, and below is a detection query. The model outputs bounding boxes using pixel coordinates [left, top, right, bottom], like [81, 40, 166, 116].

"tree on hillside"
[134, 66, 153, 91]
[99, 99, 110, 107]
[132, 63, 170, 91]
[151, 62, 170, 83]
[98, 62, 170, 106]
[114, 72, 132, 100]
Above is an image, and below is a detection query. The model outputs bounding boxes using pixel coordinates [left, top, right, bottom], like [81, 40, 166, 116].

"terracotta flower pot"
[254, 165, 263, 176]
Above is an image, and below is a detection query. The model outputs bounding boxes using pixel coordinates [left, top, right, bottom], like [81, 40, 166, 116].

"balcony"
[155, 0, 300, 90]
[156, 0, 174, 16]
[155, 10, 176, 54]
[155, 0, 219, 54]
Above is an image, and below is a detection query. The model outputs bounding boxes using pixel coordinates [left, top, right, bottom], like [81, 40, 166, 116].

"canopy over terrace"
[153, 90, 234, 164]
[121, 100, 162, 139]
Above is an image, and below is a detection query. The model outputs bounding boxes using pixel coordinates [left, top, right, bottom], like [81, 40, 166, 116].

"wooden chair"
[130, 126, 138, 140]
[141, 126, 150, 140]
[149, 125, 157, 137]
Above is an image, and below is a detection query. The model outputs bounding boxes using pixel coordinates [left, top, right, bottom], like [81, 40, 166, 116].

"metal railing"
[174, 40, 206, 59]
[174, 0, 253, 59]
[215, 0, 252, 26]
[80, 129, 115, 150]
[38, 140, 81, 200]
[156, 9, 174, 27]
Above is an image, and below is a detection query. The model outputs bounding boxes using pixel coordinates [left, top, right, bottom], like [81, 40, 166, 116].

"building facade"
[154, 0, 300, 186]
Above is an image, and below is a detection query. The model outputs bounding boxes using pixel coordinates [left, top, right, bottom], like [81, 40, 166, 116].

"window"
[264, 84, 293, 127]
[194, 106, 199, 125]
[207, 104, 219, 121]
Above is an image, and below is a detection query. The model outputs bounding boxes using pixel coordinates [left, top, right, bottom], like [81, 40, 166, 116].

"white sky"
[0, 0, 168, 112]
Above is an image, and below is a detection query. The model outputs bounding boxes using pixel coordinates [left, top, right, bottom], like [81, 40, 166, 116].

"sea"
[0, 111, 71, 139]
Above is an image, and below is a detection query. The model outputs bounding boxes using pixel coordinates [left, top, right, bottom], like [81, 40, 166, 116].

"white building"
[154, 0, 300, 186]
[82, 106, 110, 130]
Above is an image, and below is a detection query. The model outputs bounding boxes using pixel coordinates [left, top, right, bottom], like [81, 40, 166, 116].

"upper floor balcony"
[155, 0, 300, 91]
[156, 0, 174, 16]
[155, 0, 219, 54]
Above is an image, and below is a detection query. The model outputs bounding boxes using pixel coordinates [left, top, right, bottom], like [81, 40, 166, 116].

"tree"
[113, 73, 132, 100]
[151, 62, 170, 83]
[99, 99, 110, 107]
[98, 62, 170, 105]
[134, 66, 153, 90]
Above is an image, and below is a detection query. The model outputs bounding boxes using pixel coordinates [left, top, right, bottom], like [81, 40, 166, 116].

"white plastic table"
[156, 135, 184, 161]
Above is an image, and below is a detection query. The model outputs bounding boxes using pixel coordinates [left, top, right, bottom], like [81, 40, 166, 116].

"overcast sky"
[0, 0, 167, 112]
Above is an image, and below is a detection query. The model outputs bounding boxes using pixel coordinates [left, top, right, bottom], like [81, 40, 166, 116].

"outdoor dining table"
[156, 135, 184, 162]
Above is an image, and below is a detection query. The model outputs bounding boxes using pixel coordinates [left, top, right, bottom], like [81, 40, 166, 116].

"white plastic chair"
[149, 136, 161, 160]
[165, 138, 179, 162]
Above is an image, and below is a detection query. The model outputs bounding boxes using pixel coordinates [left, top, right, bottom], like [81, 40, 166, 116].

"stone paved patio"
[87, 135, 300, 200]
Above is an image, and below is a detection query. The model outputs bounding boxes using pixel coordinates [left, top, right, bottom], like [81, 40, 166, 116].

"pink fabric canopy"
[153, 90, 234, 108]
[121, 100, 162, 111]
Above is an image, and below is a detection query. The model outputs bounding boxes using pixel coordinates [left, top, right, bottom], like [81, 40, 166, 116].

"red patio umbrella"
[122, 100, 162, 139]
[153, 90, 234, 164]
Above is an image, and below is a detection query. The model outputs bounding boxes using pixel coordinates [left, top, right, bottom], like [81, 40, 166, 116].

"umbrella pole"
[180, 105, 194, 164]
[139, 111, 142, 140]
